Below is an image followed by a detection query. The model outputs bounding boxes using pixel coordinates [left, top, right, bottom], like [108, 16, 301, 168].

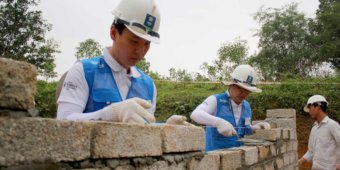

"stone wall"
[0, 58, 299, 170]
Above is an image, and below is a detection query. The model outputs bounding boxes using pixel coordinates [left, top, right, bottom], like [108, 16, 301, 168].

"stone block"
[282, 129, 290, 140]
[280, 142, 287, 154]
[270, 144, 277, 156]
[0, 58, 37, 111]
[283, 153, 290, 166]
[0, 118, 92, 166]
[292, 141, 298, 151]
[286, 141, 294, 152]
[275, 157, 284, 169]
[91, 123, 162, 158]
[240, 146, 258, 166]
[266, 109, 296, 118]
[195, 153, 220, 170]
[245, 129, 279, 141]
[264, 160, 274, 170]
[209, 150, 242, 170]
[289, 129, 297, 140]
[258, 145, 270, 160]
[267, 119, 296, 129]
[161, 125, 205, 153]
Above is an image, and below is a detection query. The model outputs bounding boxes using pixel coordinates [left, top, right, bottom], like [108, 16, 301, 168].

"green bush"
[36, 78, 340, 124]
[35, 80, 57, 118]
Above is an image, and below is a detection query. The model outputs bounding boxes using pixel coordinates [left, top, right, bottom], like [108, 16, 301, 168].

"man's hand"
[103, 97, 155, 124]
[215, 118, 237, 136]
[252, 122, 271, 130]
[166, 115, 194, 126]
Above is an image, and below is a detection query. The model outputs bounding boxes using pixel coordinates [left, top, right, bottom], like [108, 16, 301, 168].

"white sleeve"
[57, 62, 100, 121]
[57, 62, 88, 108]
[57, 102, 109, 121]
[147, 82, 157, 115]
[190, 95, 221, 127]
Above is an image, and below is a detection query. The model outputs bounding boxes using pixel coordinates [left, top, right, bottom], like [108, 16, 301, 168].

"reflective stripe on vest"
[205, 93, 253, 151]
[82, 56, 154, 113]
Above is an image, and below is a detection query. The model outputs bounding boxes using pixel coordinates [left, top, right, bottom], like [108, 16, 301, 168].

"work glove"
[102, 97, 155, 124]
[166, 115, 194, 126]
[251, 122, 271, 131]
[215, 118, 237, 136]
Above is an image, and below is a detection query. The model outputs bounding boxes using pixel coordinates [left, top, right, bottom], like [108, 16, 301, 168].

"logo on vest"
[219, 99, 228, 104]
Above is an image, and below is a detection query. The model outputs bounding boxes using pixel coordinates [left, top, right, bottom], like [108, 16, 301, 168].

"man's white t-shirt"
[57, 47, 157, 120]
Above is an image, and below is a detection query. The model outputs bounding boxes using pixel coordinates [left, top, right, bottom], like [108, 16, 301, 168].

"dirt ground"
[296, 113, 314, 170]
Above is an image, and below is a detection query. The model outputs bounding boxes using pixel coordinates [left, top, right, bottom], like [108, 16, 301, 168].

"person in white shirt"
[56, 0, 189, 125]
[298, 95, 340, 170]
[191, 65, 271, 151]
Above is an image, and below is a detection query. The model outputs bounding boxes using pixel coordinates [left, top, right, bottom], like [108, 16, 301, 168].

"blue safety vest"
[81, 56, 154, 113]
[205, 93, 253, 151]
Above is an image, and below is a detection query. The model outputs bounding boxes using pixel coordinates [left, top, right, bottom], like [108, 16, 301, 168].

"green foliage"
[315, 0, 340, 71]
[75, 39, 102, 59]
[168, 67, 193, 82]
[201, 37, 249, 81]
[35, 80, 57, 118]
[136, 58, 151, 74]
[36, 78, 340, 124]
[250, 3, 317, 80]
[0, 0, 59, 77]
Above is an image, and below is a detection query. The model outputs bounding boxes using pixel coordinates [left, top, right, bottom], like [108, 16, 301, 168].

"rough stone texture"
[209, 150, 242, 170]
[0, 58, 37, 111]
[258, 145, 270, 160]
[245, 129, 279, 141]
[91, 123, 162, 158]
[264, 160, 274, 170]
[0, 118, 92, 166]
[161, 125, 205, 153]
[267, 118, 296, 129]
[240, 146, 258, 166]
[275, 157, 284, 169]
[193, 153, 220, 170]
[282, 129, 290, 139]
[266, 109, 296, 118]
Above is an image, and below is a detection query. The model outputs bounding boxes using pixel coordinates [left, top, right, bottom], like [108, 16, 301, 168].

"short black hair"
[311, 102, 327, 112]
[112, 19, 126, 35]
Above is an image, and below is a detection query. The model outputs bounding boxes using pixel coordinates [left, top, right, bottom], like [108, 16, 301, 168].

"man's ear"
[110, 26, 117, 40]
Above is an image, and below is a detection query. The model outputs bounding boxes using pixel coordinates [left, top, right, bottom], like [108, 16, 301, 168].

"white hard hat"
[222, 64, 262, 93]
[303, 95, 328, 112]
[112, 0, 161, 44]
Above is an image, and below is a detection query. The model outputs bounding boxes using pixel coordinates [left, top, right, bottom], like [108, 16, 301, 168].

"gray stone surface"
[91, 123, 162, 158]
[240, 146, 258, 166]
[209, 150, 242, 170]
[161, 125, 205, 153]
[267, 118, 296, 129]
[0, 118, 92, 166]
[0, 58, 37, 111]
[266, 109, 296, 118]
[196, 153, 220, 170]
[245, 129, 279, 141]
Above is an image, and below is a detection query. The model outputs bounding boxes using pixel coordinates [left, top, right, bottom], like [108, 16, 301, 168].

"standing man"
[57, 0, 182, 124]
[298, 95, 340, 170]
[191, 65, 271, 151]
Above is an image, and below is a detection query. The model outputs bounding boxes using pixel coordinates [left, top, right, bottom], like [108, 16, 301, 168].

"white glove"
[102, 97, 155, 124]
[215, 118, 237, 136]
[252, 122, 271, 130]
[166, 115, 194, 126]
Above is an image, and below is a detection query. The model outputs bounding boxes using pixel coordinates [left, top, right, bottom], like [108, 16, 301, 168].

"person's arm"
[190, 95, 220, 126]
[56, 62, 155, 123]
[191, 95, 236, 136]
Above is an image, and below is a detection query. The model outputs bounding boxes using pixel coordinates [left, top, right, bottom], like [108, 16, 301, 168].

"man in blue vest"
[56, 0, 189, 125]
[191, 65, 271, 151]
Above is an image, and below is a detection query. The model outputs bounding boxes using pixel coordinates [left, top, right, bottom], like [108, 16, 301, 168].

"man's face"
[111, 27, 151, 68]
[229, 85, 250, 104]
[307, 104, 320, 120]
